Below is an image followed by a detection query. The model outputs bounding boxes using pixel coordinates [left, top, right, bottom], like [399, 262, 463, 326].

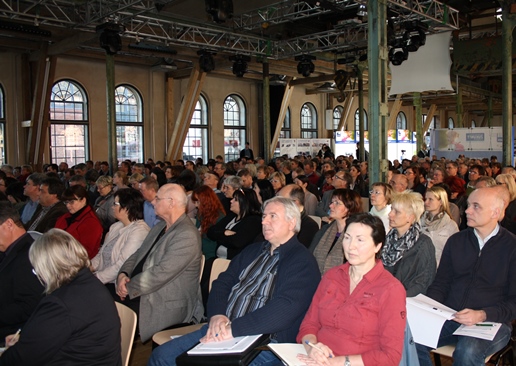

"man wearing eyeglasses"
[0, 202, 44, 346]
[315, 171, 352, 219]
[116, 184, 203, 342]
[466, 164, 486, 197]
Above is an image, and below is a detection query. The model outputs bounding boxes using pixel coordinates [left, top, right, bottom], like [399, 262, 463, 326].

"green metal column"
[502, 6, 515, 166]
[367, 0, 388, 183]
[106, 54, 117, 174]
[414, 93, 422, 151]
[456, 87, 463, 127]
[263, 60, 271, 162]
[487, 95, 493, 128]
[358, 65, 365, 161]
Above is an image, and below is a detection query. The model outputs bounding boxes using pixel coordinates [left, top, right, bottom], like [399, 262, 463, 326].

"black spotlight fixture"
[96, 22, 125, 55]
[295, 55, 316, 77]
[388, 45, 408, 66]
[405, 28, 427, 52]
[229, 55, 251, 78]
[197, 50, 216, 72]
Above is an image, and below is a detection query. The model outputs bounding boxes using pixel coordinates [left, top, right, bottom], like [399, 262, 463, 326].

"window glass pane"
[281, 108, 291, 138]
[224, 95, 246, 161]
[50, 81, 87, 121]
[116, 125, 143, 163]
[0, 86, 4, 119]
[50, 80, 88, 165]
[354, 109, 368, 131]
[50, 124, 88, 166]
[333, 106, 343, 130]
[396, 112, 407, 130]
[301, 103, 317, 137]
[224, 128, 245, 162]
[0, 123, 5, 165]
[184, 97, 208, 162]
[115, 86, 141, 122]
[471, 120, 475, 128]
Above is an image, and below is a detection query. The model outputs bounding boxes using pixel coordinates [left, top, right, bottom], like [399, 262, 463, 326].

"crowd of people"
[0, 147, 515, 366]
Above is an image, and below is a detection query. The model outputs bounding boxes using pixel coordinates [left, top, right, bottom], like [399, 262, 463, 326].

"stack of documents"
[187, 335, 263, 355]
[268, 344, 308, 366]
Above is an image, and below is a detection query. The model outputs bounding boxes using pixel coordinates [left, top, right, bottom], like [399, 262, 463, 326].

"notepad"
[187, 334, 263, 355]
[453, 322, 502, 341]
[268, 343, 308, 366]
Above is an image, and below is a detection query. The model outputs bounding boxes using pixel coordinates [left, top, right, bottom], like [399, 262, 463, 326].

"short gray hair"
[29, 229, 90, 294]
[263, 196, 301, 233]
[223, 175, 242, 190]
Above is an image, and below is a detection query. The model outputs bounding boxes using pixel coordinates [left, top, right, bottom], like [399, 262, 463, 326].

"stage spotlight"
[388, 46, 408, 66]
[405, 28, 426, 52]
[295, 55, 316, 77]
[229, 55, 251, 77]
[197, 50, 216, 72]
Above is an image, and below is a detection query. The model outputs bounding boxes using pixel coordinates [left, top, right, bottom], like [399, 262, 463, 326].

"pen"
[476, 323, 494, 327]
[305, 341, 333, 358]
[12, 329, 21, 341]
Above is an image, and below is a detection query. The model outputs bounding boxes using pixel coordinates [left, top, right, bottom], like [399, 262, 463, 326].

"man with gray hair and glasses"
[149, 196, 321, 366]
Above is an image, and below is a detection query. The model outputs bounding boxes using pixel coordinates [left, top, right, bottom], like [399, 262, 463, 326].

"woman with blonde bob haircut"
[420, 186, 459, 265]
[369, 182, 394, 232]
[382, 191, 436, 297]
[0, 229, 121, 366]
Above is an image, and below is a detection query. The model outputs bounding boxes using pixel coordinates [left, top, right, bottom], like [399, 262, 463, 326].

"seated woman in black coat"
[207, 188, 262, 259]
[0, 229, 121, 366]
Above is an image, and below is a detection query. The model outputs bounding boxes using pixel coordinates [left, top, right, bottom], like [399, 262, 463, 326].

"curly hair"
[192, 185, 226, 234]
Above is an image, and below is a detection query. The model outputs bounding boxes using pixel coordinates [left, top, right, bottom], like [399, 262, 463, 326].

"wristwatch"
[344, 355, 351, 366]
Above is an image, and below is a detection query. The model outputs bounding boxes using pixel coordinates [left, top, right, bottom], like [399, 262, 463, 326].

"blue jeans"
[148, 324, 283, 366]
[416, 320, 511, 366]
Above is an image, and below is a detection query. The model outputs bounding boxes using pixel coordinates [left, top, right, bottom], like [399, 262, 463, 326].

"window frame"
[115, 84, 144, 164]
[184, 94, 209, 162]
[333, 105, 344, 131]
[301, 102, 318, 138]
[396, 111, 407, 130]
[49, 79, 89, 166]
[0, 84, 5, 165]
[223, 94, 247, 162]
[280, 107, 291, 138]
[354, 108, 368, 131]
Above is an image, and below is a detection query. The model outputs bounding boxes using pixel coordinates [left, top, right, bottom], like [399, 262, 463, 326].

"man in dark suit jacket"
[25, 177, 68, 233]
[0, 202, 44, 344]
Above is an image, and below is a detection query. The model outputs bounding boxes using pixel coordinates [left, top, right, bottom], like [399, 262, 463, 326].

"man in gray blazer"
[116, 184, 203, 342]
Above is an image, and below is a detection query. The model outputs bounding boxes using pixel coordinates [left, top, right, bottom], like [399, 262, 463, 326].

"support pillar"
[502, 5, 515, 166]
[367, 0, 388, 183]
[262, 60, 271, 162]
[414, 93, 422, 151]
[105, 54, 117, 175]
[357, 65, 365, 162]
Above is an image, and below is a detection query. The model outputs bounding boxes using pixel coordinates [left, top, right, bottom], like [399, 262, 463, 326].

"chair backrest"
[308, 215, 322, 229]
[115, 302, 137, 366]
[27, 231, 43, 240]
[209, 258, 230, 292]
[199, 254, 205, 281]
[361, 197, 370, 213]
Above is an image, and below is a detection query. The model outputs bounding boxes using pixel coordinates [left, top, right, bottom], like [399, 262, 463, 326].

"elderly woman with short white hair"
[382, 191, 436, 297]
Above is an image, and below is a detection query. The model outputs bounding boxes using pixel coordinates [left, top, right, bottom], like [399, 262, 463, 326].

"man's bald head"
[278, 184, 305, 208]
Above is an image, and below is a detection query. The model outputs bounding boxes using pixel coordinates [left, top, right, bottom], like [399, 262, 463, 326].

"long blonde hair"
[29, 229, 90, 294]
[426, 186, 452, 217]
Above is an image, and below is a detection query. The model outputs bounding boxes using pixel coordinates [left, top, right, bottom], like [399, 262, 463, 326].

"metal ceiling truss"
[0, 0, 460, 59]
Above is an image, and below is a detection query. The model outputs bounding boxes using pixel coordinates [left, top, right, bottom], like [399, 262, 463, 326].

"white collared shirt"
[474, 224, 500, 251]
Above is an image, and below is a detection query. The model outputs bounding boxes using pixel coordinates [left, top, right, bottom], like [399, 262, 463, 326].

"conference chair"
[115, 302, 138, 366]
[152, 258, 231, 347]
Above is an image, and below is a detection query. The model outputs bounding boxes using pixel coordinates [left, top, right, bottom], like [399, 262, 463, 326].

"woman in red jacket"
[55, 185, 103, 259]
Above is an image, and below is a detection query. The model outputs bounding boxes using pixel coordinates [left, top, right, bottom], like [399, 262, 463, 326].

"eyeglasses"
[334, 175, 345, 181]
[113, 201, 121, 206]
[469, 171, 479, 175]
[155, 196, 173, 202]
[404, 171, 414, 175]
[63, 199, 78, 205]
[330, 200, 344, 206]
[369, 190, 384, 195]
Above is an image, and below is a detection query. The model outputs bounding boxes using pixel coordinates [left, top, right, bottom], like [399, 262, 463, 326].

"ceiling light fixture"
[197, 50, 216, 72]
[388, 46, 408, 66]
[405, 28, 426, 52]
[229, 55, 251, 77]
[295, 55, 316, 77]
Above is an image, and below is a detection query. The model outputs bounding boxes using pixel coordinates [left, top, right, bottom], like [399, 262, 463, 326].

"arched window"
[333, 105, 344, 130]
[354, 108, 368, 131]
[423, 114, 437, 129]
[0, 85, 5, 165]
[280, 107, 291, 138]
[471, 120, 476, 128]
[49, 80, 88, 166]
[184, 95, 209, 162]
[447, 117, 454, 129]
[396, 111, 407, 130]
[224, 95, 246, 162]
[301, 103, 317, 138]
[115, 85, 143, 163]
